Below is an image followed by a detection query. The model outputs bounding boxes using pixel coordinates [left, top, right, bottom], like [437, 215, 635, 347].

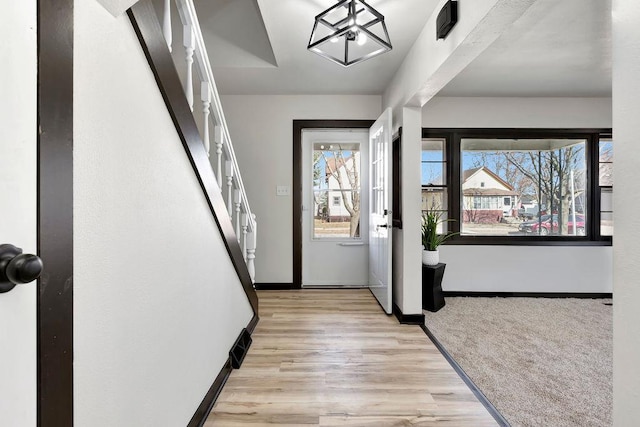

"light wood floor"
[205, 290, 497, 426]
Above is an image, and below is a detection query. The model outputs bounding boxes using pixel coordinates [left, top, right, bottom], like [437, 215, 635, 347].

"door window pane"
[312, 143, 361, 239]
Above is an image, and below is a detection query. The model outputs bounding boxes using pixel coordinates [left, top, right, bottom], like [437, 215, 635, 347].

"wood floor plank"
[205, 290, 497, 426]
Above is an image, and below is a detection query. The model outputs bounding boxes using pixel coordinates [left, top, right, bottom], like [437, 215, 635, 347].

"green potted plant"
[422, 210, 458, 265]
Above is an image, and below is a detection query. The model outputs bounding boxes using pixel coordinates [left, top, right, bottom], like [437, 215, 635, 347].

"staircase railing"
[158, 0, 257, 281]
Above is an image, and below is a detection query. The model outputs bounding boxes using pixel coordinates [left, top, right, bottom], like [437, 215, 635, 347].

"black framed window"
[422, 128, 612, 245]
[460, 137, 587, 237]
[421, 138, 448, 233]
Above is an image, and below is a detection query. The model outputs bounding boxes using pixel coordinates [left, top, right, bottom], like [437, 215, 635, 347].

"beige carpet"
[423, 297, 612, 427]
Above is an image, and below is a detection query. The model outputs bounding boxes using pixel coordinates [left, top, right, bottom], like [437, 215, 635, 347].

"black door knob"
[0, 243, 43, 294]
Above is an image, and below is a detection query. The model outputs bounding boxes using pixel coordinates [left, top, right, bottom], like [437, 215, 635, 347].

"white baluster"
[241, 213, 249, 260]
[183, 25, 194, 111]
[246, 214, 256, 282]
[201, 83, 211, 156]
[162, 0, 172, 52]
[225, 160, 234, 217]
[215, 125, 224, 186]
[234, 189, 242, 239]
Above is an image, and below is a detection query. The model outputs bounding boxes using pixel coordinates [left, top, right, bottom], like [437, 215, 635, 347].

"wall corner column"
[400, 106, 423, 315]
[612, 0, 640, 423]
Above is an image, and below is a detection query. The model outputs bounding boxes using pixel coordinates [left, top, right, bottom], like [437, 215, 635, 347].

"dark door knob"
[0, 243, 43, 294]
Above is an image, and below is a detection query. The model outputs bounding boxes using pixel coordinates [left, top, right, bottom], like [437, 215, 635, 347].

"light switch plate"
[276, 185, 290, 196]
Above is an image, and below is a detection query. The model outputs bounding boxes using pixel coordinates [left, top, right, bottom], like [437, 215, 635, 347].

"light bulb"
[357, 32, 367, 46]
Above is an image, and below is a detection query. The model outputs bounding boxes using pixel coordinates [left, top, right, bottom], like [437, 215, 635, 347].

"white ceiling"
[436, 0, 612, 97]
[194, 0, 440, 95]
[194, 0, 612, 98]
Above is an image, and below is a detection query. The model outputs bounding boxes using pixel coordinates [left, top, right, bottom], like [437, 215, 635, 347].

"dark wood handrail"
[128, 0, 258, 314]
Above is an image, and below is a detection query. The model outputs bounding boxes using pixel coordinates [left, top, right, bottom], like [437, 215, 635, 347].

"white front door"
[368, 108, 392, 313]
[0, 1, 38, 425]
[302, 129, 369, 286]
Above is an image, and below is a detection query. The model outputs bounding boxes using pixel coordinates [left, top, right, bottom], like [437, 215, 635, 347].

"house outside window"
[462, 166, 519, 227]
[312, 142, 361, 238]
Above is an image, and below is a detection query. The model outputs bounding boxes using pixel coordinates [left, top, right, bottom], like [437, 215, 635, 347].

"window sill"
[444, 236, 612, 246]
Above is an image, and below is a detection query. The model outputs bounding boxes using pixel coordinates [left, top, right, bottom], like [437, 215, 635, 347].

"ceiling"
[194, 0, 612, 98]
[194, 0, 440, 95]
[439, 0, 612, 97]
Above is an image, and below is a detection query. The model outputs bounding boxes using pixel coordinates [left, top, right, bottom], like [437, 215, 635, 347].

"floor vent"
[230, 328, 252, 369]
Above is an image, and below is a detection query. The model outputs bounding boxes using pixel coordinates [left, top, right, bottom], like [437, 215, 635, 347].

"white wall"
[440, 245, 612, 292]
[74, 2, 253, 426]
[423, 97, 612, 128]
[220, 95, 382, 283]
[612, 0, 640, 423]
[423, 96, 613, 293]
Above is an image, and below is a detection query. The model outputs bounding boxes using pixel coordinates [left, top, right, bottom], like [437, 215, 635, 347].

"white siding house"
[462, 167, 519, 223]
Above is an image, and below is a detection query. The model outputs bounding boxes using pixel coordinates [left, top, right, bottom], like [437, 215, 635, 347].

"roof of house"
[462, 167, 482, 182]
[463, 166, 516, 192]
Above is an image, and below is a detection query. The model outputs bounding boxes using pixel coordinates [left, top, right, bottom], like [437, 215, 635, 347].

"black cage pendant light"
[308, 0, 392, 67]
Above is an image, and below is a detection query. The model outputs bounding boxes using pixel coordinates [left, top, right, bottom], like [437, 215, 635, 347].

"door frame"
[37, 1, 74, 425]
[293, 120, 374, 289]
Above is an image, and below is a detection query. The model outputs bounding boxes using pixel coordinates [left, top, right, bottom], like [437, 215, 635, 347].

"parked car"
[518, 214, 585, 235]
